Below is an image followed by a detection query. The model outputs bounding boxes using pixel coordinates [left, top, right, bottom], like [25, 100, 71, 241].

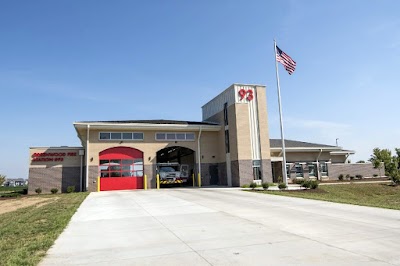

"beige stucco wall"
[76, 129, 220, 169]
[270, 150, 347, 163]
[255, 86, 271, 160]
[232, 103, 252, 161]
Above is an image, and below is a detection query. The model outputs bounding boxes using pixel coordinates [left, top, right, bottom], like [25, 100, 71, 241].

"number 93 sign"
[238, 88, 254, 102]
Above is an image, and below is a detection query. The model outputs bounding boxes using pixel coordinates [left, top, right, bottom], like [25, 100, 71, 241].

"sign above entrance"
[31, 152, 77, 162]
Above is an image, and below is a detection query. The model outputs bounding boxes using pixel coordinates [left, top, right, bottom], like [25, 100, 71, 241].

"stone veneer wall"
[218, 162, 227, 186]
[199, 163, 211, 186]
[261, 159, 273, 183]
[87, 166, 98, 192]
[231, 160, 253, 187]
[144, 164, 156, 188]
[28, 167, 81, 194]
[327, 163, 381, 180]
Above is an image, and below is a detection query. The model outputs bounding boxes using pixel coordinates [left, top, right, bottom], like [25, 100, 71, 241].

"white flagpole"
[274, 39, 288, 186]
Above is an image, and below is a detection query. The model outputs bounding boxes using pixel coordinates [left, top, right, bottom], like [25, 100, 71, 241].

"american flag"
[276, 46, 296, 75]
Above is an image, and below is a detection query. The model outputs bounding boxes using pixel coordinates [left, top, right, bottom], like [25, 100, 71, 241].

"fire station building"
[28, 83, 378, 193]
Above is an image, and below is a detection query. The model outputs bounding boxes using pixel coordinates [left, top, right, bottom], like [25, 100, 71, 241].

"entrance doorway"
[99, 147, 144, 191]
[156, 146, 195, 186]
[209, 164, 219, 185]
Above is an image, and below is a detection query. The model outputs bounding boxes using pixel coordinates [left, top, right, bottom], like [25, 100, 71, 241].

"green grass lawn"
[0, 186, 28, 198]
[0, 192, 88, 266]
[258, 183, 400, 210]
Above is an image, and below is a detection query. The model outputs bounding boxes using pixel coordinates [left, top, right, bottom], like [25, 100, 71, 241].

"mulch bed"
[320, 177, 389, 183]
[274, 188, 328, 194]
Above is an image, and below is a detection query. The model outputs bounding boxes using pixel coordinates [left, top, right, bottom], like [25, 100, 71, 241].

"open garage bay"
[40, 188, 400, 265]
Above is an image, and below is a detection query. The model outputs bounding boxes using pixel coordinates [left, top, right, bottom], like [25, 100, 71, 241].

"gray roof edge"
[30, 146, 84, 149]
[270, 139, 340, 149]
[74, 119, 220, 126]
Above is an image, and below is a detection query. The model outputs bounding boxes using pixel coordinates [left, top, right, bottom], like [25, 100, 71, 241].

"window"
[122, 133, 133, 140]
[156, 133, 166, 140]
[225, 130, 230, 153]
[133, 133, 143, 139]
[98, 132, 144, 141]
[252, 160, 262, 180]
[186, 133, 195, 140]
[155, 132, 195, 141]
[308, 163, 316, 177]
[224, 102, 228, 126]
[111, 133, 121, 140]
[100, 132, 110, 140]
[99, 158, 143, 178]
[320, 162, 328, 176]
[295, 163, 303, 178]
[286, 164, 290, 179]
[176, 133, 185, 140]
[167, 133, 175, 140]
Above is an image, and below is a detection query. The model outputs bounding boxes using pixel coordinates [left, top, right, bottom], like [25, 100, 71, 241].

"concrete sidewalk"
[40, 188, 400, 265]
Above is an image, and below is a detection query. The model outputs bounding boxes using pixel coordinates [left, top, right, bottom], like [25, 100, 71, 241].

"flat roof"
[270, 139, 339, 149]
[30, 146, 84, 149]
[75, 119, 219, 126]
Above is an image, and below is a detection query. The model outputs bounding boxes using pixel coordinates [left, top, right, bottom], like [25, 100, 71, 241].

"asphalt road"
[40, 188, 400, 265]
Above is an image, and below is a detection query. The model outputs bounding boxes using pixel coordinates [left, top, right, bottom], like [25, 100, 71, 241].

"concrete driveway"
[40, 188, 400, 265]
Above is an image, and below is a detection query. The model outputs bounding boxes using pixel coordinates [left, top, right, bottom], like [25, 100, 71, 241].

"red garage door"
[99, 147, 144, 191]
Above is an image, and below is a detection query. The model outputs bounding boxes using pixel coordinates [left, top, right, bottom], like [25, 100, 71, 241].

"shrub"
[278, 183, 287, 189]
[66, 186, 75, 193]
[338, 174, 344, 181]
[390, 170, 400, 186]
[50, 188, 58, 194]
[355, 175, 363, 180]
[310, 180, 319, 189]
[345, 174, 350, 180]
[262, 182, 269, 190]
[241, 184, 250, 188]
[292, 178, 304, 185]
[35, 188, 42, 194]
[22, 188, 28, 195]
[350, 176, 355, 180]
[249, 182, 257, 190]
[373, 174, 378, 177]
[301, 180, 311, 189]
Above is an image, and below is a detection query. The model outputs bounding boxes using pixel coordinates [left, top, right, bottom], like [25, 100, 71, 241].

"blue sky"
[1, 0, 399, 179]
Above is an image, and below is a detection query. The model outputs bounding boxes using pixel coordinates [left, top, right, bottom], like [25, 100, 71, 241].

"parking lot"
[41, 188, 400, 265]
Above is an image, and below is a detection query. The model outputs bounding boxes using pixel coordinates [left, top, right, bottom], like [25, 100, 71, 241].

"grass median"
[0, 192, 88, 266]
[257, 183, 400, 210]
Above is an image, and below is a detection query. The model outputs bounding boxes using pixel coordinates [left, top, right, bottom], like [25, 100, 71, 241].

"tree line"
[369, 148, 400, 185]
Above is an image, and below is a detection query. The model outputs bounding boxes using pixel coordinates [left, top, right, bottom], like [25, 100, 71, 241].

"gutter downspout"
[316, 149, 322, 181]
[80, 152, 83, 192]
[86, 125, 90, 191]
[197, 126, 202, 185]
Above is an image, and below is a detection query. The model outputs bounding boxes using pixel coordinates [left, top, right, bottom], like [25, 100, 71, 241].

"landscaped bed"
[0, 192, 88, 266]
[255, 183, 400, 210]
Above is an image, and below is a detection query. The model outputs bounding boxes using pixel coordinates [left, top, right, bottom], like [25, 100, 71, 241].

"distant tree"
[369, 148, 399, 177]
[395, 148, 400, 169]
[390, 169, 400, 185]
[356, 160, 366, 163]
[0, 174, 6, 186]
